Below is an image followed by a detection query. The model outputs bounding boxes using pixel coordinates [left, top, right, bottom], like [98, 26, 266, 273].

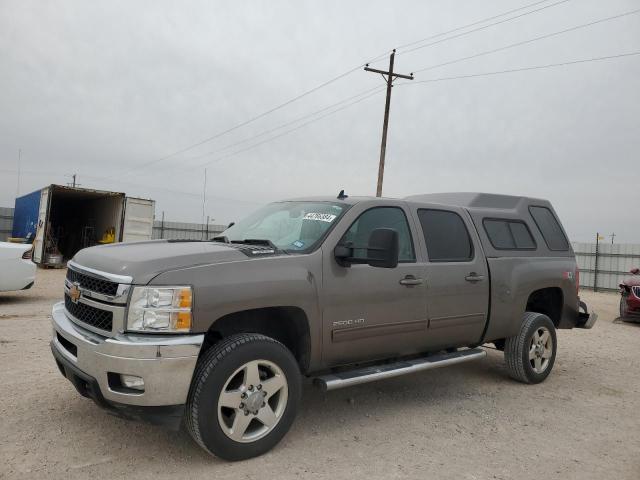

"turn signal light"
[175, 312, 192, 330]
[177, 288, 193, 308]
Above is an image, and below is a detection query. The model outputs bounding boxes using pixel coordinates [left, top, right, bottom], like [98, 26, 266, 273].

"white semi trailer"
[12, 184, 155, 266]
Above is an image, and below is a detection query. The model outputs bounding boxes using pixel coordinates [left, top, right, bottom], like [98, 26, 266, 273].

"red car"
[619, 268, 640, 320]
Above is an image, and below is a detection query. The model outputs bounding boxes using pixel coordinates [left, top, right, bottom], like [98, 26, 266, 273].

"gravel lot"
[1, 268, 638, 479]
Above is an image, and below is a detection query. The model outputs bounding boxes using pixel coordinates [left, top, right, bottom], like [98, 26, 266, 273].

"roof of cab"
[283, 195, 391, 206]
[284, 192, 552, 211]
[404, 192, 550, 211]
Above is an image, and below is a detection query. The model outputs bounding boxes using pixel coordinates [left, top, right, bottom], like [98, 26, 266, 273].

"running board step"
[313, 348, 486, 391]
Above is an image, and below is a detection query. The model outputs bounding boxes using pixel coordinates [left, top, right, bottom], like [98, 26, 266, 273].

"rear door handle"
[465, 273, 485, 282]
[399, 275, 424, 286]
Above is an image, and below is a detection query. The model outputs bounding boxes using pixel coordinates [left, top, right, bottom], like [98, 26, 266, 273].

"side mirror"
[334, 228, 399, 269]
[367, 228, 399, 268]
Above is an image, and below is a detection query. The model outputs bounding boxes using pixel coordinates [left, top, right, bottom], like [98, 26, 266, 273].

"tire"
[504, 312, 557, 384]
[186, 333, 301, 461]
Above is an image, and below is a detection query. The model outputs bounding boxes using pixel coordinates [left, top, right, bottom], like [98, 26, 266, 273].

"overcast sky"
[1, 0, 639, 241]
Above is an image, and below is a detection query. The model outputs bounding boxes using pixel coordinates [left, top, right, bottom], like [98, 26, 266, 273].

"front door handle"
[465, 272, 485, 282]
[399, 275, 424, 286]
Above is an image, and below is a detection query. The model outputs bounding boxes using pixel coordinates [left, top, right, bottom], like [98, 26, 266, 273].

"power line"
[108, 0, 573, 179]
[3, 91, 384, 196]
[413, 7, 640, 73]
[185, 88, 385, 172]
[394, 0, 551, 51]
[178, 85, 384, 164]
[405, 51, 640, 85]
[183, 50, 640, 173]
[175, 2, 571, 170]
[2, 92, 385, 199]
[396, 0, 571, 57]
[106, 64, 367, 180]
[5, 52, 639, 205]
[147, 49, 640, 178]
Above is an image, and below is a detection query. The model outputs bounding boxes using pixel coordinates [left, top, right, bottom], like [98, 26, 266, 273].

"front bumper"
[51, 301, 204, 408]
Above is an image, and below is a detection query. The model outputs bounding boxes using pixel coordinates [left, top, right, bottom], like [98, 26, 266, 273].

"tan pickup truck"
[50, 192, 596, 460]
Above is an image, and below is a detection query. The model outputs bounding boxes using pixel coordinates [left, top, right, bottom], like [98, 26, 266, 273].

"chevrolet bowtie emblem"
[69, 282, 82, 303]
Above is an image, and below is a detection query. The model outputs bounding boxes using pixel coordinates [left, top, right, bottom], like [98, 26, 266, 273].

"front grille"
[633, 286, 640, 298]
[64, 294, 113, 332]
[66, 268, 118, 296]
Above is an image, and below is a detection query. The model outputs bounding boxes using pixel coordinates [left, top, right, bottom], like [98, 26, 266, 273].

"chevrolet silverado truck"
[50, 192, 596, 460]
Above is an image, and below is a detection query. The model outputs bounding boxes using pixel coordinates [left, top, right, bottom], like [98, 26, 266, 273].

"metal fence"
[0, 207, 227, 243]
[572, 242, 640, 292]
[152, 219, 227, 240]
[1, 206, 637, 290]
[0, 207, 13, 241]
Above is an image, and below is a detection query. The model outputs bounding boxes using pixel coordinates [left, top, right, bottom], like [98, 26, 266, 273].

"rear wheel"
[504, 312, 557, 384]
[186, 333, 301, 461]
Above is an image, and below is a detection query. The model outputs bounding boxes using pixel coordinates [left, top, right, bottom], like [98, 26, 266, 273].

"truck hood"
[72, 240, 252, 284]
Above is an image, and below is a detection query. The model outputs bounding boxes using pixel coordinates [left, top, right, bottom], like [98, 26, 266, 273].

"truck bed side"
[482, 256, 580, 341]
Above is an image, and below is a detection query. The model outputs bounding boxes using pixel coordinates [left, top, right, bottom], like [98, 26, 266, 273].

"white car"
[0, 242, 36, 292]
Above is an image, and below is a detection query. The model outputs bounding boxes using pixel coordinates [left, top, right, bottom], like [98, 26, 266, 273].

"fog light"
[121, 374, 145, 391]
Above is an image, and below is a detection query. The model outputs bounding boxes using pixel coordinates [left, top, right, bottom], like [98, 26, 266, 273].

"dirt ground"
[0, 269, 638, 480]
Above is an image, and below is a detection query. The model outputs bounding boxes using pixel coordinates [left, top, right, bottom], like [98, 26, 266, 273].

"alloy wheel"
[529, 326, 553, 374]
[217, 359, 288, 443]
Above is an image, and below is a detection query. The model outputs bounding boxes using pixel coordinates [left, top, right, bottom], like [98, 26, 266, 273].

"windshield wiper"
[230, 238, 288, 254]
[211, 236, 230, 243]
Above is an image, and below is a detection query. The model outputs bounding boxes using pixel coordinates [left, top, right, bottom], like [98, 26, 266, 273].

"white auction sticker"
[303, 212, 337, 223]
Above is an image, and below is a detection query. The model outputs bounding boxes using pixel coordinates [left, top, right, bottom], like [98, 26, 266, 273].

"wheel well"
[200, 307, 311, 373]
[525, 288, 563, 327]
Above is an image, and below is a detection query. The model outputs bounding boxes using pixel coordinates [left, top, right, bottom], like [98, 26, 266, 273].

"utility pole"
[594, 232, 604, 292]
[610, 232, 616, 245]
[66, 173, 80, 188]
[364, 49, 414, 197]
[201, 168, 207, 239]
[16, 148, 22, 197]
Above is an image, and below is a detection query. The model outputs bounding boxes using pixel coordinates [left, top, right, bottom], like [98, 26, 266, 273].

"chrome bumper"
[51, 301, 203, 406]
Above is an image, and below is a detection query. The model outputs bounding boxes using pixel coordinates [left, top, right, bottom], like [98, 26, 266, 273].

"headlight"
[126, 286, 193, 333]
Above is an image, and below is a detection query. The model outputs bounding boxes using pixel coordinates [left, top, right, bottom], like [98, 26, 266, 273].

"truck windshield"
[222, 201, 348, 253]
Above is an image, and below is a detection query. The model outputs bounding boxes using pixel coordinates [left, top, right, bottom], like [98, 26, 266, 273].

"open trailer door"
[121, 197, 155, 243]
[32, 186, 51, 264]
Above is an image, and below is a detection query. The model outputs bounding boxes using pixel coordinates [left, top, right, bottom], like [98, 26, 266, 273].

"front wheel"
[186, 333, 301, 461]
[504, 312, 557, 384]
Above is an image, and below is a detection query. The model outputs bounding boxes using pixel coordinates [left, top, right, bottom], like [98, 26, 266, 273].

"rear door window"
[483, 219, 536, 250]
[417, 209, 473, 262]
[529, 206, 569, 251]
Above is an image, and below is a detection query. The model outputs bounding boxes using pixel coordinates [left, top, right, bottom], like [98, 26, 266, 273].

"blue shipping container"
[12, 189, 41, 239]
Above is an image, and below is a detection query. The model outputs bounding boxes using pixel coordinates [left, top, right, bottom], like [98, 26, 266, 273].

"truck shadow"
[52, 349, 514, 466]
[0, 293, 51, 306]
[613, 316, 640, 326]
